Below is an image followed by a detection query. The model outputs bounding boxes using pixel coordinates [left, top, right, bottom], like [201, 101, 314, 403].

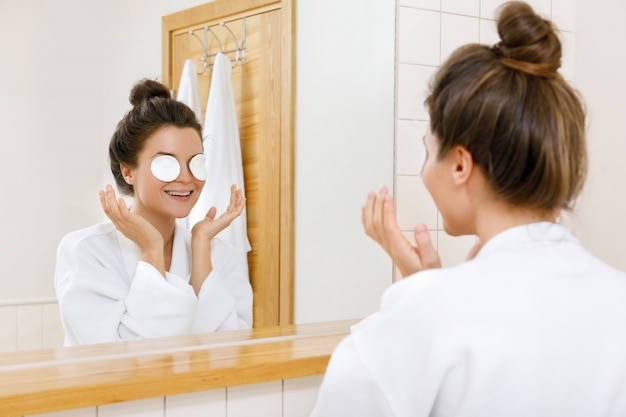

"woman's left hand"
[191, 185, 245, 242]
[362, 185, 441, 278]
[190, 185, 245, 295]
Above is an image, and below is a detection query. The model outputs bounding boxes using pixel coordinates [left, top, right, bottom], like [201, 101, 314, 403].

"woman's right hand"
[99, 184, 165, 276]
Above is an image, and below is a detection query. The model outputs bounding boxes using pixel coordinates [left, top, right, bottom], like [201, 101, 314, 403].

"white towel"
[187, 52, 251, 272]
[176, 59, 203, 125]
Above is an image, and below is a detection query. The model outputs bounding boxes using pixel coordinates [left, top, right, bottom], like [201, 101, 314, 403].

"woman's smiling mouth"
[165, 190, 192, 197]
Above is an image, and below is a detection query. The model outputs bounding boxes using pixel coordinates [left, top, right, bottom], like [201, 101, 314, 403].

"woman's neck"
[131, 205, 176, 249]
[474, 200, 558, 244]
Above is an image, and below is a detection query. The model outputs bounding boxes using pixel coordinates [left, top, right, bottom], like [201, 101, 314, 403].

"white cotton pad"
[189, 153, 207, 181]
[151, 155, 180, 182]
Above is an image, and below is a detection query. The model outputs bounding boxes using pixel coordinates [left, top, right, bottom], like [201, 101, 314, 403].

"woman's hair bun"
[495, 1, 561, 77]
[128, 78, 171, 107]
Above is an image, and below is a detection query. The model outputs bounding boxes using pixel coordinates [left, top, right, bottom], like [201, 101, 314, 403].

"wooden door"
[162, 0, 294, 327]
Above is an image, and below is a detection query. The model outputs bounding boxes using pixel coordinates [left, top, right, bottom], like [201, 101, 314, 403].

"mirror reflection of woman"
[312, 1, 626, 416]
[55, 79, 252, 346]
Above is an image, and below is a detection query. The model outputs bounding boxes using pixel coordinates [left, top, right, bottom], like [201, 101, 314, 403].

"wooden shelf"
[0, 319, 357, 416]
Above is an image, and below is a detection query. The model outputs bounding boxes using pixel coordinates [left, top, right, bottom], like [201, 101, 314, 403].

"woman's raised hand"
[192, 185, 245, 242]
[99, 184, 165, 275]
[189, 185, 245, 294]
[361, 185, 441, 278]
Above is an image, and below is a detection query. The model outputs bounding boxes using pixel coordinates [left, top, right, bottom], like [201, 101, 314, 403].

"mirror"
[0, 0, 394, 350]
[2, 0, 624, 354]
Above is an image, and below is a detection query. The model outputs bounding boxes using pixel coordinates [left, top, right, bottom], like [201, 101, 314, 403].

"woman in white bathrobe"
[311, 2, 626, 416]
[55, 79, 252, 346]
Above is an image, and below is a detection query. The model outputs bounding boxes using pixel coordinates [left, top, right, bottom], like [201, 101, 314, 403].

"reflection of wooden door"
[162, 0, 293, 327]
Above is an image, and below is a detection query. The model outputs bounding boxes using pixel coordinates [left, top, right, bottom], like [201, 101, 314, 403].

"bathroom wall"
[0, 0, 216, 353]
[395, 0, 577, 273]
[29, 377, 323, 417]
[394, 0, 626, 279]
[293, 0, 395, 323]
[569, 0, 626, 269]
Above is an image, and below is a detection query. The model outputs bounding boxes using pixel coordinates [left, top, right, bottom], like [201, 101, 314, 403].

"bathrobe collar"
[117, 223, 191, 282]
[477, 221, 577, 259]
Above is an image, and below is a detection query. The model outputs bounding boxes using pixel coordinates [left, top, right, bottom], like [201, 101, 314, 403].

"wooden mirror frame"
[162, 0, 294, 327]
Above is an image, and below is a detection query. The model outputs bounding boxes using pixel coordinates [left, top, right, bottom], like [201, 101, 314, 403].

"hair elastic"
[491, 41, 504, 57]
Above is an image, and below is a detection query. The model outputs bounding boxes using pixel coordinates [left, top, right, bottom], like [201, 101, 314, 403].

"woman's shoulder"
[58, 221, 117, 253]
[375, 263, 485, 324]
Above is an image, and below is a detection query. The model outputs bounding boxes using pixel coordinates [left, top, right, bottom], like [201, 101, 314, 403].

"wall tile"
[481, 0, 551, 20]
[166, 389, 226, 417]
[524, 0, 553, 19]
[397, 120, 428, 175]
[560, 30, 575, 82]
[480, 0, 510, 19]
[479, 17, 500, 45]
[283, 375, 324, 417]
[397, 64, 437, 120]
[552, 0, 576, 32]
[99, 397, 164, 417]
[42, 303, 64, 349]
[227, 381, 282, 417]
[17, 304, 42, 351]
[396, 175, 438, 231]
[0, 306, 17, 352]
[441, 14, 480, 63]
[399, 7, 441, 65]
[399, 0, 441, 11]
[437, 232, 478, 267]
[441, 0, 479, 17]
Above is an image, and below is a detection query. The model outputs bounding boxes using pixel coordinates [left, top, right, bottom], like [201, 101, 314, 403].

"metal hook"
[219, 20, 245, 68]
[187, 19, 246, 73]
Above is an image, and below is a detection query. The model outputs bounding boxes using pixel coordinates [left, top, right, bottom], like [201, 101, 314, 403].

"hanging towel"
[187, 52, 251, 274]
[176, 59, 203, 125]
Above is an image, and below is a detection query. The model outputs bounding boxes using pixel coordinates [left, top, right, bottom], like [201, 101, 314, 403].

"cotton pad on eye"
[189, 153, 207, 181]
[151, 155, 180, 182]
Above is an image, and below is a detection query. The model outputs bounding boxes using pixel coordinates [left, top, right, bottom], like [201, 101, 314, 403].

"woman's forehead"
[142, 126, 203, 157]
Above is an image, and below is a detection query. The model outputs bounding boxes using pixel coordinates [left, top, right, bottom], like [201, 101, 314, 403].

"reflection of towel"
[176, 59, 203, 124]
[187, 52, 251, 272]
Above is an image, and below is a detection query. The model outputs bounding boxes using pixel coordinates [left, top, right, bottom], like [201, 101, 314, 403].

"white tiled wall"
[0, 300, 64, 353]
[395, 0, 576, 272]
[30, 376, 324, 417]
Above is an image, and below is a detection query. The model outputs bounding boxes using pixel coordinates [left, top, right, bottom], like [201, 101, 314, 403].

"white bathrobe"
[176, 58, 203, 124]
[186, 52, 251, 262]
[55, 221, 252, 346]
[311, 222, 626, 417]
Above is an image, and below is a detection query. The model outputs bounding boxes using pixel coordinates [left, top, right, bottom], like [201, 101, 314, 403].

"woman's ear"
[451, 145, 473, 185]
[120, 164, 134, 185]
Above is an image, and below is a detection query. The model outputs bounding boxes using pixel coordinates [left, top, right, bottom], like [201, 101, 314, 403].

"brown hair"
[108, 78, 203, 195]
[425, 1, 587, 211]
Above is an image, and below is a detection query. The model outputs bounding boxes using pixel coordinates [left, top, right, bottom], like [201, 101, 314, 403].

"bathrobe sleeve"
[310, 274, 456, 417]
[310, 333, 395, 417]
[55, 231, 199, 346]
[192, 239, 253, 332]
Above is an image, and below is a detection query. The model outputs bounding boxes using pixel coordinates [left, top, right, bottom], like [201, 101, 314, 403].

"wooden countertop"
[0, 319, 358, 417]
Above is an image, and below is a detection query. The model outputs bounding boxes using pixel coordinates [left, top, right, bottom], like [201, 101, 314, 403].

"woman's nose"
[176, 163, 195, 182]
